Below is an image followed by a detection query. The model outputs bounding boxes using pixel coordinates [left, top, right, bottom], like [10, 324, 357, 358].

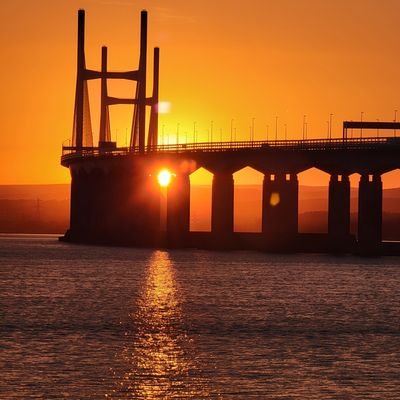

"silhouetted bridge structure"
[61, 10, 400, 256]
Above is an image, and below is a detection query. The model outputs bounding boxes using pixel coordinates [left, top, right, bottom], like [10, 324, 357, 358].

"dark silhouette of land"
[0, 185, 69, 234]
[1, 184, 399, 240]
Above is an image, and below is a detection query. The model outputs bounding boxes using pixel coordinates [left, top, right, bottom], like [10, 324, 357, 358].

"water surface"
[1, 235, 399, 398]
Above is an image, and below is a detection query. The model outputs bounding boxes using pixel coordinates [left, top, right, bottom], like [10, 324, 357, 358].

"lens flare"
[270, 192, 280, 207]
[158, 169, 172, 187]
[157, 101, 171, 114]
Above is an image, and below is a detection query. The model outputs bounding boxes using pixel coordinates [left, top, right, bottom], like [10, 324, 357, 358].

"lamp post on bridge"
[231, 119, 235, 142]
[360, 111, 364, 138]
[394, 110, 398, 137]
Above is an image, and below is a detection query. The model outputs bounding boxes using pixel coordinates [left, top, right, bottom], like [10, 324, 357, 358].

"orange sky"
[1, 0, 400, 185]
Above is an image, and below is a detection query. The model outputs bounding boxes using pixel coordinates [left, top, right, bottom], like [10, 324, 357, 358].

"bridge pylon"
[71, 9, 159, 153]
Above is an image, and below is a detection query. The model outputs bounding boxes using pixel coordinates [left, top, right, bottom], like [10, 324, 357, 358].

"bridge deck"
[62, 136, 400, 162]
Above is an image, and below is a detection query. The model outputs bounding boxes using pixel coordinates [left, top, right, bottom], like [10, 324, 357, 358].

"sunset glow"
[2, 2, 400, 396]
[1, 0, 400, 188]
[158, 169, 172, 187]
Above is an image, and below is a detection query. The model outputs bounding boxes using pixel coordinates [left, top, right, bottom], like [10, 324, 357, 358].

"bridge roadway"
[61, 136, 400, 255]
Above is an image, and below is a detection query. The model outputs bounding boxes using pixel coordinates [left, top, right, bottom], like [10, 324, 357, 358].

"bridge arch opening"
[233, 167, 263, 232]
[298, 167, 330, 233]
[189, 167, 213, 232]
[382, 169, 400, 241]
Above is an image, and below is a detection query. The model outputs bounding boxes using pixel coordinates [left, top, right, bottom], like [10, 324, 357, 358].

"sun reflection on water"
[134, 251, 186, 395]
[108, 251, 209, 398]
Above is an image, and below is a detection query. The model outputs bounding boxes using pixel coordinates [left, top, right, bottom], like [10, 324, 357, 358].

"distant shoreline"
[1, 184, 399, 240]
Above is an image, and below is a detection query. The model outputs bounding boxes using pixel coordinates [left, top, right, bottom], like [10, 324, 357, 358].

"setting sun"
[158, 169, 172, 187]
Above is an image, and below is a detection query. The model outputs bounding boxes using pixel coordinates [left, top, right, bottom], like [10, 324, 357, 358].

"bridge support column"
[101, 171, 160, 246]
[137, 173, 161, 244]
[358, 174, 382, 255]
[69, 167, 126, 244]
[262, 173, 298, 250]
[88, 169, 108, 240]
[167, 174, 190, 247]
[211, 172, 234, 248]
[106, 170, 133, 243]
[69, 168, 90, 239]
[328, 174, 351, 251]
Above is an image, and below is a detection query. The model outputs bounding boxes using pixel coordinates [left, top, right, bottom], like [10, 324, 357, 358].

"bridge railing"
[61, 136, 400, 162]
[148, 136, 400, 152]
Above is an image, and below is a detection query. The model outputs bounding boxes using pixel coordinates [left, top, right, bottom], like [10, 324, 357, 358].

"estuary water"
[1, 235, 400, 399]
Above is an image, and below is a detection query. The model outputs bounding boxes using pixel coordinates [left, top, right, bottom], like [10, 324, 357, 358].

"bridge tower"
[67, 10, 163, 245]
[71, 9, 159, 153]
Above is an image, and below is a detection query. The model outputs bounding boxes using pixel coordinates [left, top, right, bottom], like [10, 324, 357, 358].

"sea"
[1, 234, 400, 399]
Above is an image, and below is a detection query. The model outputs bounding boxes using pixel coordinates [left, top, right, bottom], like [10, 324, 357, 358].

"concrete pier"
[128, 173, 161, 245]
[328, 174, 351, 248]
[167, 174, 190, 246]
[211, 172, 234, 247]
[262, 173, 298, 249]
[69, 168, 89, 237]
[358, 174, 382, 254]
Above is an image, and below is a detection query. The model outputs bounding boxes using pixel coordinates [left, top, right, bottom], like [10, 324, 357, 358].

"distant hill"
[0, 184, 399, 239]
[0, 184, 70, 201]
[0, 185, 70, 234]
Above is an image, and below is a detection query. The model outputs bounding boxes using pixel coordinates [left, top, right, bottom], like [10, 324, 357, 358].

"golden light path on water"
[108, 251, 210, 398]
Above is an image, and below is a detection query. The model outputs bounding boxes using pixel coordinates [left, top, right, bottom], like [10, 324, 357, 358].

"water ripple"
[1, 236, 400, 398]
